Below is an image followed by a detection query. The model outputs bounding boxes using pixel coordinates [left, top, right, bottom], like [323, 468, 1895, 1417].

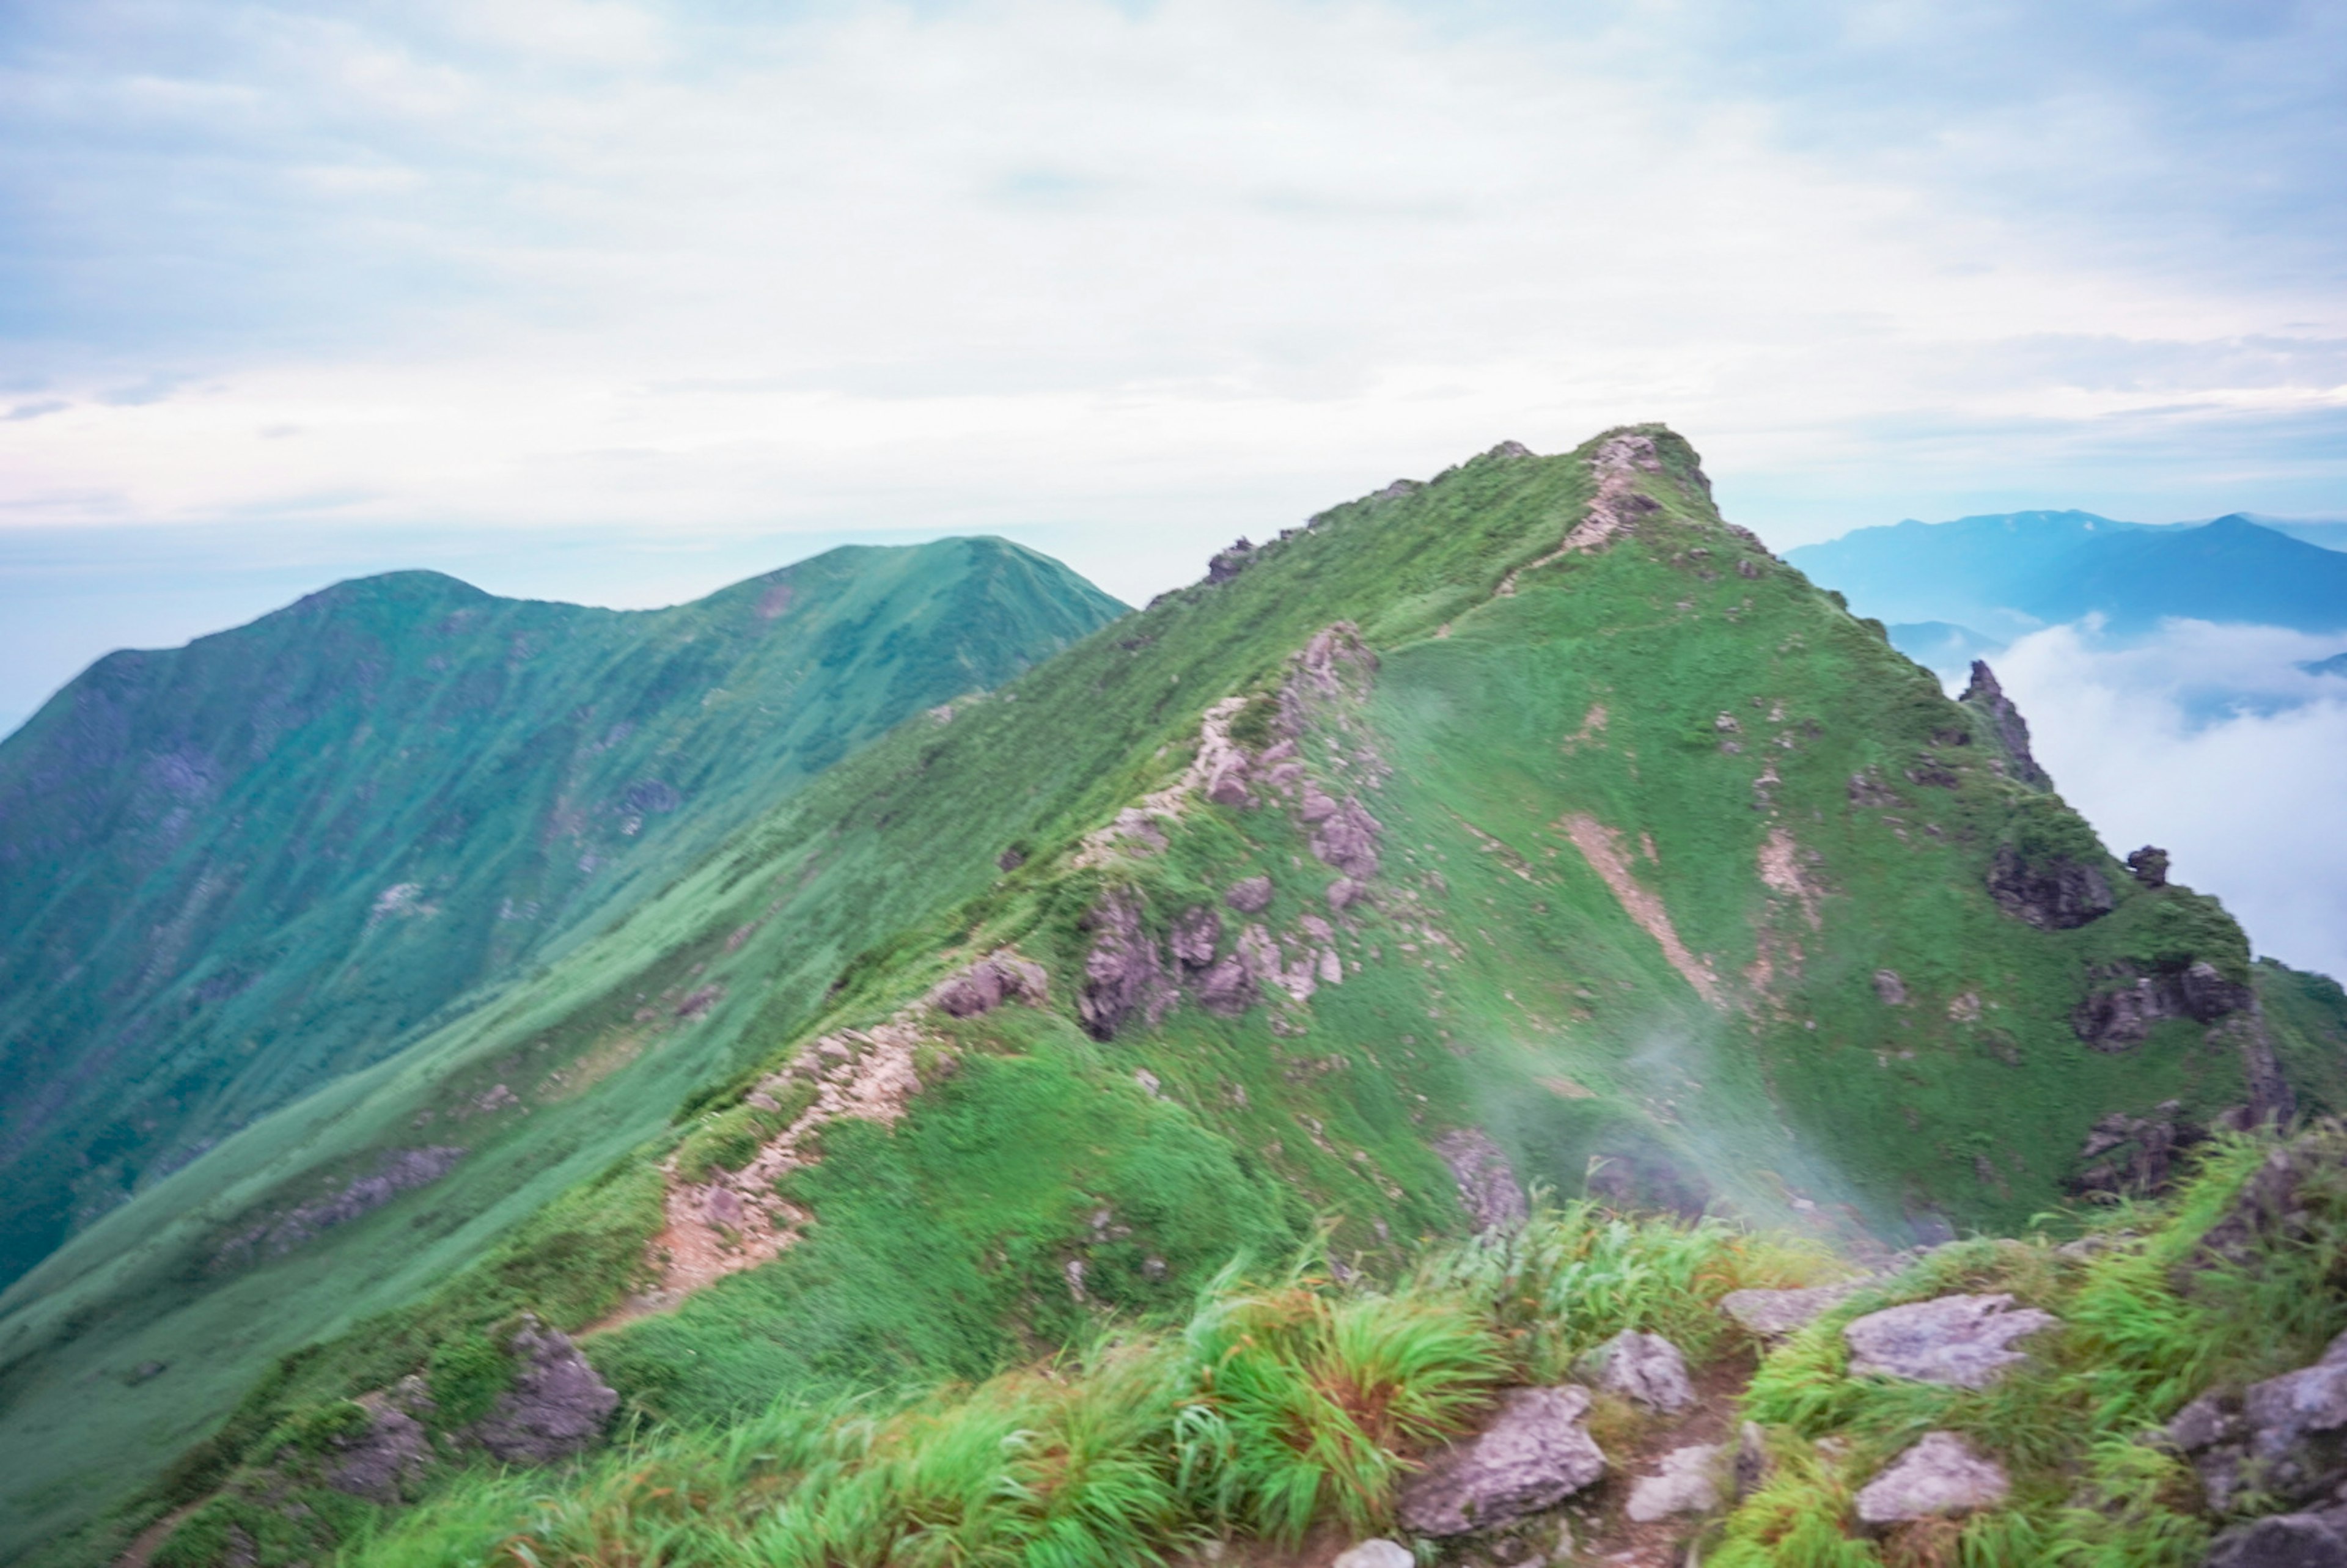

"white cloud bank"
[1997, 621, 2347, 984]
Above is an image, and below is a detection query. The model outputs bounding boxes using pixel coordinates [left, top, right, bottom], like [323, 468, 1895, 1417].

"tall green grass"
[340, 1202, 1797, 1568]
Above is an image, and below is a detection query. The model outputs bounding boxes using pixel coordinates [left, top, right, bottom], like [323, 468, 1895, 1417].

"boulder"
[1396, 1385, 1607, 1536]
[1854, 1431, 2009, 1525]
[1169, 906, 1222, 971]
[2169, 1332, 2347, 1512]
[463, 1319, 619, 1465]
[325, 1377, 436, 1503]
[1626, 1442, 1722, 1523]
[1721, 1282, 1864, 1338]
[1842, 1294, 2055, 1389]
[1986, 844, 2113, 929]
[1331, 1542, 1414, 1568]
[1075, 890, 1174, 1041]
[1433, 1128, 1526, 1233]
[1582, 1330, 1694, 1414]
[927, 953, 1048, 1018]
[2203, 1512, 2347, 1568]
[1224, 876, 1274, 914]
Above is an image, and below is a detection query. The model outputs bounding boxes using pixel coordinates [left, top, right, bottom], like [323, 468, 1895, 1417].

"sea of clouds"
[1984, 620, 2347, 986]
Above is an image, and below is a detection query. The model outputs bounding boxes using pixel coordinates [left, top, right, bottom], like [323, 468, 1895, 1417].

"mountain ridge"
[8, 430, 2345, 1566]
[0, 536, 1125, 1294]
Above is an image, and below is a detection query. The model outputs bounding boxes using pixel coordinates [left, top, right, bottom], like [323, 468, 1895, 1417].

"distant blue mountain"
[1788, 511, 2347, 637]
[2304, 650, 2347, 679]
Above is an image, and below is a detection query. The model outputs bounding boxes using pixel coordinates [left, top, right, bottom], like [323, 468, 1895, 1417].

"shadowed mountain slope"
[0, 539, 1124, 1291]
[8, 429, 2343, 1566]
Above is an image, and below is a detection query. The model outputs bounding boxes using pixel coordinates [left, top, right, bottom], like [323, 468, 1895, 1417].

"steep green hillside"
[0, 539, 1123, 1291]
[1788, 510, 2347, 637]
[8, 428, 2341, 1565]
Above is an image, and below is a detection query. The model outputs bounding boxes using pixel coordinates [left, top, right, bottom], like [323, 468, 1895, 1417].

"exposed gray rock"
[326, 1377, 436, 1503]
[1169, 906, 1222, 972]
[1734, 1420, 1771, 1500]
[2170, 1332, 2347, 1512]
[927, 952, 1048, 1018]
[2127, 844, 2172, 888]
[1224, 875, 1274, 914]
[1396, 1385, 1607, 1536]
[1326, 876, 1364, 910]
[2189, 1134, 2344, 1281]
[2073, 962, 2251, 1051]
[1842, 1294, 2056, 1388]
[1961, 661, 2051, 789]
[1721, 1282, 1865, 1338]
[1205, 538, 1255, 585]
[1582, 1330, 1694, 1413]
[1873, 969, 1908, 1006]
[2203, 1511, 2347, 1567]
[1194, 954, 1257, 1016]
[1626, 1442, 1722, 1522]
[1331, 1542, 1414, 1568]
[463, 1318, 618, 1465]
[1309, 797, 1381, 880]
[2072, 1101, 2206, 1198]
[1854, 1431, 2008, 1525]
[1434, 1128, 1526, 1233]
[1987, 844, 2113, 930]
[1076, 890, 1174, 1041]
[216, 1146, 468, 1266]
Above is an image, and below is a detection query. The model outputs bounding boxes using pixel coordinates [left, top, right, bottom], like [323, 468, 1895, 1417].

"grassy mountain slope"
[0, 539, 1123, 1294]
[1787, 510, 2347, 637]
[9, 429, 2343, 1565]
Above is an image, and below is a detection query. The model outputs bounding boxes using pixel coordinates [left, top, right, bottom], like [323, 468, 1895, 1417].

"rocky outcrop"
[2127, 844, 2171, 888]
[925, 953, 1048, 1018]
[1206, 539, 1256, 585]
[1960, 661, 2051, 789]
[1854, 1432, 2009, 1526]
[324, 1377, 436, 1503]
[1434, 1128, 1526, 1233]
[2073, 961, 2250, 1050]
[1987, 844, 2114, 930]
[463, 1318, 618, 1465]
[1581, 1330, 1694, 1413]
[2168, 1330, 2347, 1513]
[2071, 1101, 2209, 1198]
[1169, 906, 1222, 972]
[1842, 1294, 2056, 1388]
[1300, 785, 1381, 881]
[1076, 891, 1174, 1042]
[215, 1146, 468, 1267]
[1223, 876, 1273, 914]
[2203, 1511, 2347, 1567]
[1395, 1385, 1607, 1536]
[2187, 1132, 2345, 1279]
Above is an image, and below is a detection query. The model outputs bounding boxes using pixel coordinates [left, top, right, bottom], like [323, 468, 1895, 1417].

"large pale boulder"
[1721, 1282, 1864, 1338]
[1331, 1542, 1414, 1568]
[2169, 1331, 2347, 1511]
[1854, 1432, 2009, 1525]
[463, 1319, 619, 1465]
[1396, 1385, 1607, 1536]
[1843, 1294, 2056, 1388]
[1581, 1329, 1695, 1413]
[1626, 1442, 1723, 1523]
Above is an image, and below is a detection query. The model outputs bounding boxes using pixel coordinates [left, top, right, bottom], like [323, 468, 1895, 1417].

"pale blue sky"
[2, 0, 2343, 735]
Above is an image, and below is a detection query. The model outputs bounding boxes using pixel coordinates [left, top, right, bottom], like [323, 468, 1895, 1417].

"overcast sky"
[2, 0, 2342, 732]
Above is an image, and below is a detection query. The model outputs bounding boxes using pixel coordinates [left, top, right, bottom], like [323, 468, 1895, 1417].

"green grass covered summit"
[5, 426, 2341, 1566]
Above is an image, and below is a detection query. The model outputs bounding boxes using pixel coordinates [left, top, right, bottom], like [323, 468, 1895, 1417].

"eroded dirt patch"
[1557, 813, 1721, 1007]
